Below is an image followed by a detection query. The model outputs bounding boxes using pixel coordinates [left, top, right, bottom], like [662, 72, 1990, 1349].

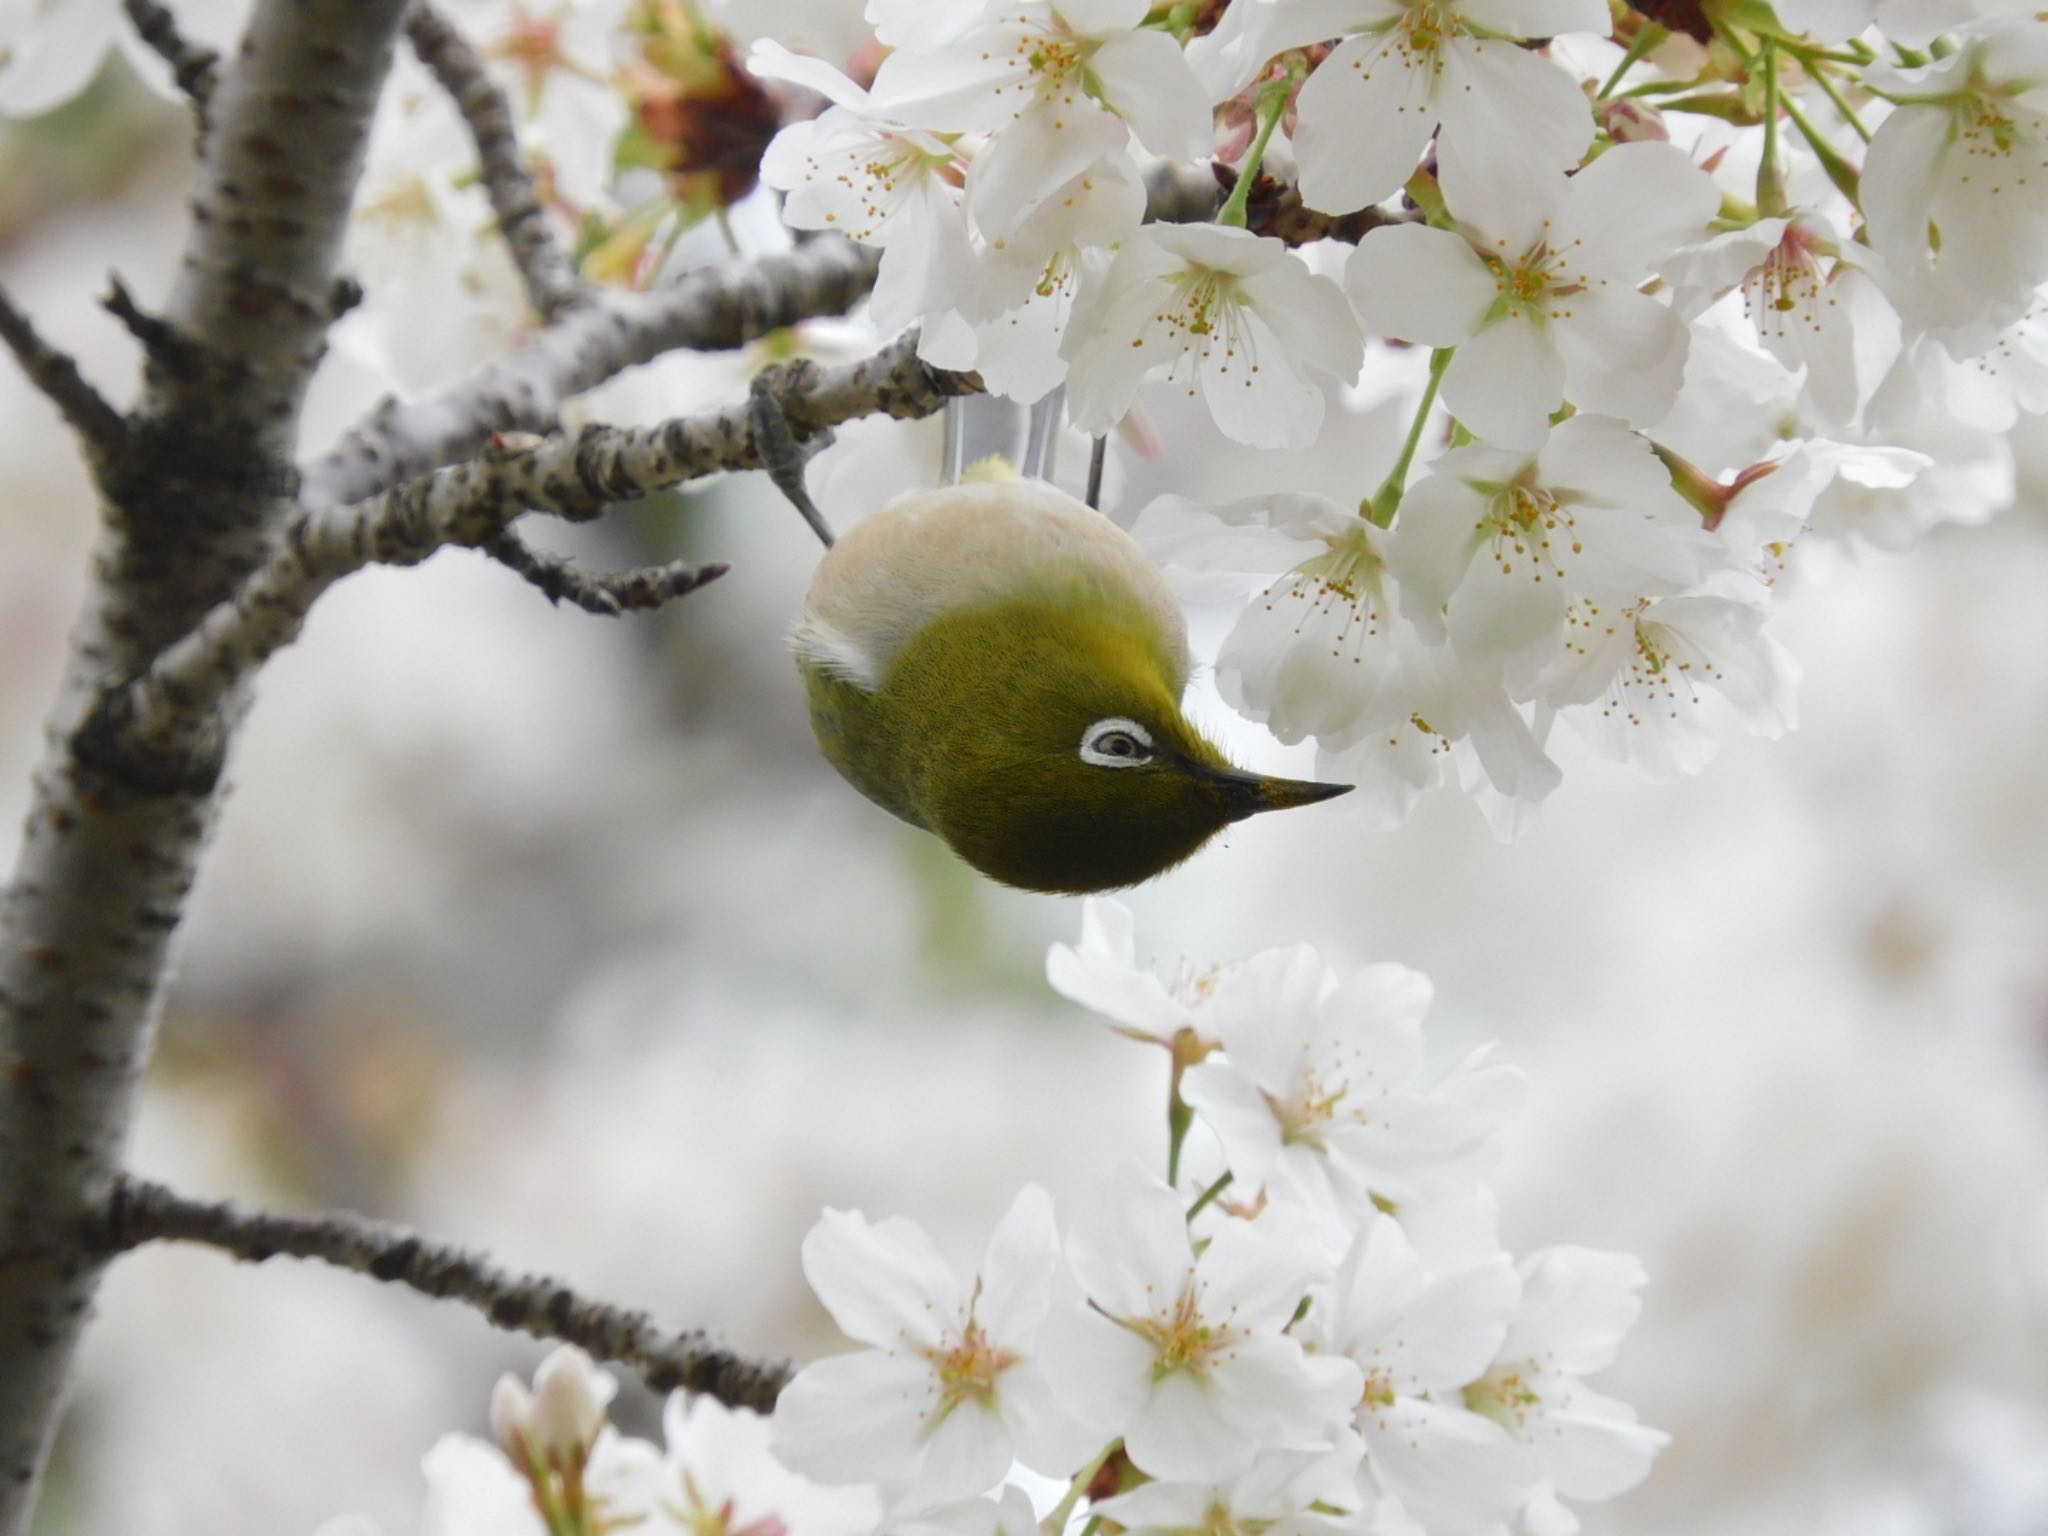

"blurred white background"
[4, 57, 2047, 1536]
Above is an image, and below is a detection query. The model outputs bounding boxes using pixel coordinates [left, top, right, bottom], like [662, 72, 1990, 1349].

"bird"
[792, 465, 1352, 894]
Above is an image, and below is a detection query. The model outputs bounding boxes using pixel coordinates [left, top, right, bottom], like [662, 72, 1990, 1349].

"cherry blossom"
[1466, 1248, 1670, 1534]
[1179, 946, 1524, 1215]
[1664, 214, 1903, 432]
[326, 907, 1671, 1536]
[1044, 895, 1223, 1047]
[920, 155, 1145, 403]
[772, 1188, 1098, 1506]
[868, 0, 1210, 239]
[1312, 640, 1562, 836]
[1912, 299, 2048, 436]
[336, 54, 531, 392]
[657, 1395, 880, 1536]
[1299, 1217, 1534, 1534]
[1092, 1449, 1365, 1536]
[420, 1349, 659, 1536]
[440, 0, 630, 207]
[1391, 416, 1727, 670]
[1135, 492, 1402, 748]
[1042, 1164, 1361, 1481]
[1705, 436, 1934, 566]
[753, 46, 977, 333]
[490, 1344, 615, 1476]
[1543, 591, 1798, 780]
[1347, 142, 1718, 448]
[1063, 223, 1363, 449]
[1862, 22, 2048, 343]
[1283, 0, 1610, 216]
[1136, 491, 1563, 832]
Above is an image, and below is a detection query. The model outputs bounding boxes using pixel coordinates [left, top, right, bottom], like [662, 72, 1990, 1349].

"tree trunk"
[0, 4, 408, 1524]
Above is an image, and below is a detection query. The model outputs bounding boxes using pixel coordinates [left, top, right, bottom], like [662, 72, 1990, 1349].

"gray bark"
[0, 2, 410, 1524]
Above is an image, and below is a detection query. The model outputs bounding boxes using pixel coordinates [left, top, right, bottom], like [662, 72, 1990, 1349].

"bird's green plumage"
[804, 569, 1242, 892]
[797, 478, 1351, 894]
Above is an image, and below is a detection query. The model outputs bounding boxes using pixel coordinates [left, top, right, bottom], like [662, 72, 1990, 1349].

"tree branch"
[1143, 159, 1420, 245]
[480, 530, 729, 616]
[303, 236, 880, 510]
[94, 332, 974, 775]
[0, 285, 126, 454]
[121, 0, 219, 125]
[88, 1178, 792, 1411]
[404, 1, 586, 321]
[0, 3, 411, 1527]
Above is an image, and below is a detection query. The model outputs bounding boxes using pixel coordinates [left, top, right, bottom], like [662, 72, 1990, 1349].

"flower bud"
[490, 1346, 616, 1473]
[487, 1374, 534, 1468]
[1598, 95, 1670, 142]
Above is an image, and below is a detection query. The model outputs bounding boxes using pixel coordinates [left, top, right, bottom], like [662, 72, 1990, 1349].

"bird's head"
[902, 588, 1351, 894]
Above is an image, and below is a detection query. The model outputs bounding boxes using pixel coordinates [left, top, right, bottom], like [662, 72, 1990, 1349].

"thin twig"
[102, 276, 219, 389]
[121, 0, 219, 125]
[480, 528, 729, 614]
[303, 236, 881, 510]
[404, 1, 585, 319]
[88, 1177, 792, 1410]
[0, 286, 126, 454]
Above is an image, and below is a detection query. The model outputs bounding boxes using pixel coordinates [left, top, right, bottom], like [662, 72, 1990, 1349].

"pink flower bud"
[1599, 96, 1670, 142]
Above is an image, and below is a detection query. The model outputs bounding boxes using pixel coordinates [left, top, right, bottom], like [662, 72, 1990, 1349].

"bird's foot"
[749, 361, 837, 548]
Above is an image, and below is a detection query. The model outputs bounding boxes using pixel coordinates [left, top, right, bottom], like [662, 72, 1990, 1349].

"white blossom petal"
[802, 1210, 964, 1350]
[1348, 226, 1497, 347]
[1442, 318, 1564, 449]
[1090, 26, 1213, 159]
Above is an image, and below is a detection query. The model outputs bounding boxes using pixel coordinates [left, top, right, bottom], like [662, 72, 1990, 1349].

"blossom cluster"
[314, 1343, 882, 1536]
[316, 904, 1665, 1536]
[740, 0, 2047, 832]
[4, 0, 2041, 837]
[767, 901, 1664, 1536]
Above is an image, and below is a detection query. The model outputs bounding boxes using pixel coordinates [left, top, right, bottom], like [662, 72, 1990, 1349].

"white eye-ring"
[1080, 717, 1155, 768]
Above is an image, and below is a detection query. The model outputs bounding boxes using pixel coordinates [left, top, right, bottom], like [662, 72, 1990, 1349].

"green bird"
[794, 468, 1351, 894]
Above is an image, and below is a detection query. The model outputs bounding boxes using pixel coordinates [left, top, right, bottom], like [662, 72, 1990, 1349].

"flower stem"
[1218, 66, 1299, 228]
[1756, 40, 1789, 218]
[1041, 1442, 1120, 1536]
[1167, 1051, 1193, 1184]
[1185, 1171, 1235, 1222]
[1597, 23, 1666, 100]
[1779, 90, 1862, 203]
[1367, 347, 1452, 526]
[1783, 43, 1874, 142]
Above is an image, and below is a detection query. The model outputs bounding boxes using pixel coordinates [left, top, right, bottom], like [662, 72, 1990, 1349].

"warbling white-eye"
[793, 465, 1352, 894]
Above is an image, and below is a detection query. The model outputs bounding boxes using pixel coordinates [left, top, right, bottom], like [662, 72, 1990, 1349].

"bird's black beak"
[1188, 761, 1354, 823]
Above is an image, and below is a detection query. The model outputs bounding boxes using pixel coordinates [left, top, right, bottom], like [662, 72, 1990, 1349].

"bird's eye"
[1080, 717, 1155, 768]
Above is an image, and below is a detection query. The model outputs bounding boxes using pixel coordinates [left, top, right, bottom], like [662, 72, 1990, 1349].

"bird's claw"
[749, 361, 837, 548]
